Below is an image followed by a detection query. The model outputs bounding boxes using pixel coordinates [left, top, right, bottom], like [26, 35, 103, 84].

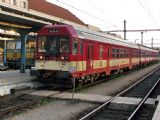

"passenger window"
[100, 46, 103, 59]
[116, 49, 119, 58]
[108, 48, 110, 57]
[126, 50, 129, 57]
[120, 49, 123, 58]
[124, 50, 126, 58]
[73, 39, 78, 54]
[87, 45, 93, 59]
[80, 41, 83, 54]
[112, 48, 115, 58]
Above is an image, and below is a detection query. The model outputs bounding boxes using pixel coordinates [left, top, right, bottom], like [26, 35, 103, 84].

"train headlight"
[61, 56, 68, 60]
[40, 56, 43, 60]
[61, 56, 64, 60]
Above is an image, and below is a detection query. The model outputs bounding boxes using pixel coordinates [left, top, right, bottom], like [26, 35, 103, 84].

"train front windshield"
[38, 36, 69, 55]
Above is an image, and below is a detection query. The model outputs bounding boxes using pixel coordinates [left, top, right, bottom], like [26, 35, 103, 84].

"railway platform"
[29, 90, 156, 105]
[0, 70, 43, 96]
[152, 95, 160, 120]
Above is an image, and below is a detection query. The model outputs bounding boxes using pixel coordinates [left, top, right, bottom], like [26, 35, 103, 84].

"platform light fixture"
[0, 37, 15, 40]
[0, 21, 32, 29]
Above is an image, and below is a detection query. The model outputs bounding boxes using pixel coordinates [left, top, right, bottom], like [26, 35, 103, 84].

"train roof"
[137, 44, 158, 52]
[42, 25, 158, 52]
[72, 25, 139, 49]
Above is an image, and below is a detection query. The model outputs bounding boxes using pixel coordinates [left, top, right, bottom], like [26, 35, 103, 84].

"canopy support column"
[19, 32, 28, 73]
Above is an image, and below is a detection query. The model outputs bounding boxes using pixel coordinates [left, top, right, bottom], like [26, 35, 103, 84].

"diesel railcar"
[6, 37, 36, 69]
[32, 24, 159, 87]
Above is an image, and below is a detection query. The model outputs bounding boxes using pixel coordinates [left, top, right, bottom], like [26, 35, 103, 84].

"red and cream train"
[32, 24, 159, 87]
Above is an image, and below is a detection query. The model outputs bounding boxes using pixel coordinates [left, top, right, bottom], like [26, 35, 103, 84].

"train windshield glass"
[38, 36, 69, 54]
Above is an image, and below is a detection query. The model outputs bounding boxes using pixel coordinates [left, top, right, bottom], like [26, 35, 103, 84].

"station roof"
[28, 0, 86, 26]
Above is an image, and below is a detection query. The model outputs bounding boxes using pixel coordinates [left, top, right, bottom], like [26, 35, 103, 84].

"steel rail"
[128, 78, 160, 120]
[79, 66, 160, 120]
[0, 100, 36, 117]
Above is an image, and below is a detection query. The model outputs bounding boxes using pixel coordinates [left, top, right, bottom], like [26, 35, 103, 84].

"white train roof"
[137, 44, 158, 52]
[72, 25, 139, 49]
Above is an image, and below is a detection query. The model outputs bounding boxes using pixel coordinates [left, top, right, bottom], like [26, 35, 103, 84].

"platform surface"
[152, 95, 160, 120]
[0, 70, 41, 95]
[0, 69, 37, 86]
[30, 90, 156, 106]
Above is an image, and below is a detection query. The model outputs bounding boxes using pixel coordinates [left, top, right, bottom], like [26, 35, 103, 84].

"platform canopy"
[0, 0, 86, 73]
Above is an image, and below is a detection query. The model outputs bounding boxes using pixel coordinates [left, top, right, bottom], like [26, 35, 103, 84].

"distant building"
[87, 24, 101, 31]
[107, 33, 122, 39]
[0, 0, 28, 9]
[28, 0, 85, 26]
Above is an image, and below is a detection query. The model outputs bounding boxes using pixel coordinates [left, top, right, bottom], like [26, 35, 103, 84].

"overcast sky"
[47, 0, 160, 47]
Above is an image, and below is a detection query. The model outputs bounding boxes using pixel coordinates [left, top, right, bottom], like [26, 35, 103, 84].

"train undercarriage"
[31, 61, 158, 88]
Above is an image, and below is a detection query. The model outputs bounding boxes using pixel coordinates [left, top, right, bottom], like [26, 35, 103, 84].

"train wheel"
[78, 79, 83, 87]
[90, 76, 94, 84]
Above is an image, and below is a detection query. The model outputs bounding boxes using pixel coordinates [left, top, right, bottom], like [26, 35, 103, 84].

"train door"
[86, 44, 93, 72]
[128, 49, 132, 68]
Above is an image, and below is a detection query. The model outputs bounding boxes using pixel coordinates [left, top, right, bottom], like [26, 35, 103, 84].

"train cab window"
[60, 37, 69, 53]
[100, 46, 103, 59]
[7, 41, 16, 50]
[50, 40, 56, 51]
[73, 40, 78, 54]
[38, 36, 46, 52]
[38, 36, 69, 54]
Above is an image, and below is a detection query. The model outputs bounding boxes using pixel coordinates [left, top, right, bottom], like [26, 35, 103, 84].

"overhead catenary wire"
[137, 0, 157, 26]
[56, 0, 116, 27]
[85, 0, 125, 29]
[56, 0, 158, 31]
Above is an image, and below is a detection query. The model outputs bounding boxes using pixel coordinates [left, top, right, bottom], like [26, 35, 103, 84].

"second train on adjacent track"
[32, 24, 159, 87]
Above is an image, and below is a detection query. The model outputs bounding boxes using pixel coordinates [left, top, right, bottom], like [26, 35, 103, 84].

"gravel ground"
[4, 100, 98, 120]
[4, 62, 160, 120]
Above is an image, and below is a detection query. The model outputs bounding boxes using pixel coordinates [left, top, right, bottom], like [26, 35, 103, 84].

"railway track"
[0, 94, 38, 119]
[0, 86, 71, 119]
[79, 66, 160, 120]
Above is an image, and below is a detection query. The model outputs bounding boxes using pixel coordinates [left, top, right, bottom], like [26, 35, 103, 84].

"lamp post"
[141, 32, 143, 45]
